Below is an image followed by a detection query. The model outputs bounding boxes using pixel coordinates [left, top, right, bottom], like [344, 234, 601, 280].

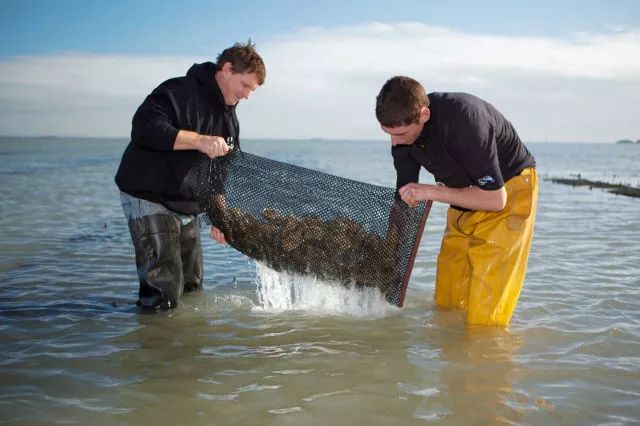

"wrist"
[195, 133, 208, 152]
[175, 130, 202, 151]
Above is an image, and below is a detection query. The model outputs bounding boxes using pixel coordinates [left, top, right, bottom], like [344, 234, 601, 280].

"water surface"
[1, 137, 639, 425]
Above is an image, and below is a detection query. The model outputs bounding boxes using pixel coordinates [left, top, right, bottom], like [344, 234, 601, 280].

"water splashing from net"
[252, 262, 398, 319]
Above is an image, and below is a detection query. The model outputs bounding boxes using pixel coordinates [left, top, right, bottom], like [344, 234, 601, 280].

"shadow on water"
[0, 300, 136, 318]
[67, 225, 128, 244]
[63, 212, 131, 243]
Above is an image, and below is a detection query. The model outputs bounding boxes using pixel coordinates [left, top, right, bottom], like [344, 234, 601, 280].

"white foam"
[252, 262, 398, 319]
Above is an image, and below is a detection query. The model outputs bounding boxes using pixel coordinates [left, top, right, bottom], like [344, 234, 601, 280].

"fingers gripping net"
[193, 151, 431, 307]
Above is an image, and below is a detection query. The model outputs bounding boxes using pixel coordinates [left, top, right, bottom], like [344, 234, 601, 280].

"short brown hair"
[216, 40, 266, 85]
[375, 76, 429, 127]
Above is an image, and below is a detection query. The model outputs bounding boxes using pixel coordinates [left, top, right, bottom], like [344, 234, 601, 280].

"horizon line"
[0, 134, 629, 144]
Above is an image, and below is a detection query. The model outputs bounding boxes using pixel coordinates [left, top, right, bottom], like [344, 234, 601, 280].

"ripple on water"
[1, 139, 640, 425]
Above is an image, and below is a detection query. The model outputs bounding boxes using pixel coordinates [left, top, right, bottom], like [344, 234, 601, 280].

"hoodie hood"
[186, 62, 236, 111]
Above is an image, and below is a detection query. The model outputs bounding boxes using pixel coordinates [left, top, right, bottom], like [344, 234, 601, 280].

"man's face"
[381, 122, 424, 147]
[218, 62, 260, 105]
[380, 107, 430, 146]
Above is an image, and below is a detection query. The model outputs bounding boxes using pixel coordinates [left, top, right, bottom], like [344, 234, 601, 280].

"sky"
[1, 0, 639, 142]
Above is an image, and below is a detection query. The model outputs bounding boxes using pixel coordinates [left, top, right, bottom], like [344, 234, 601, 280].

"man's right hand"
[197, 135, 231, 158]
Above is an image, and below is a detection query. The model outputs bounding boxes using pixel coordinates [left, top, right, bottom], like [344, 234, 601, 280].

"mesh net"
[192, 150, 431, 307]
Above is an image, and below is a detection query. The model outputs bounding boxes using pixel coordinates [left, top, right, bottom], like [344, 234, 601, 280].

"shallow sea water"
[0, 137, 639, 425]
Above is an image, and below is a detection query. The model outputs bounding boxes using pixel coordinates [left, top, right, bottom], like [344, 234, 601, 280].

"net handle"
[397, 200, 433, 307]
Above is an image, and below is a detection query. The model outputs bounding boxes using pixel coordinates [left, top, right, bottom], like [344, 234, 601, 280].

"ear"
[221, 61, 233, 75]
[419, 106, 430, 124]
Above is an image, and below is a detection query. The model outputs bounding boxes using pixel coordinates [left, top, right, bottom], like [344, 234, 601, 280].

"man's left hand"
[399, 183, 432, 207]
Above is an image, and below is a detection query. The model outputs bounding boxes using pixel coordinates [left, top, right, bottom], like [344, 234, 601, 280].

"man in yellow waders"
[376, 76, 538, 327]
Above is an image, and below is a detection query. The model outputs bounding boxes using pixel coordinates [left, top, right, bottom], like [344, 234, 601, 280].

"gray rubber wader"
[128, 214, 184, 310]
[180, 217, 203, 293]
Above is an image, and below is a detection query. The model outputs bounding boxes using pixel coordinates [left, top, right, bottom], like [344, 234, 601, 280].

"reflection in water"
[403, 308, 542, 424]
[110, 310, 219, 422]
[107, 299, 430, 424]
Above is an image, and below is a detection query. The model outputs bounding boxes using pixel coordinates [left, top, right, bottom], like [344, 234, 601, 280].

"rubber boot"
[127, 214, 183, 310]
[180, 218, 203, 293]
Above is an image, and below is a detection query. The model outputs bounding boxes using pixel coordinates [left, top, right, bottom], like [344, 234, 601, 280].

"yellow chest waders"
[434, 167, 538, 326]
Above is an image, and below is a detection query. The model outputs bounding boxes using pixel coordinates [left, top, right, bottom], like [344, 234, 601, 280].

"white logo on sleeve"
[477, 175, 496, 186]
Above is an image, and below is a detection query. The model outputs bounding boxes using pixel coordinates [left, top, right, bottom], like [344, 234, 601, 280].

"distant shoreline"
[0, 135, 629, 144]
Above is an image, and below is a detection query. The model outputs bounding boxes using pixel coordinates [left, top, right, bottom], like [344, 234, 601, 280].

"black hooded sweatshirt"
[115, 62, 239, 215]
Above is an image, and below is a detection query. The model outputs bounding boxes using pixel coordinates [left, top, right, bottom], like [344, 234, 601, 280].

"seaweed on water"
[546, 174, 640, 199]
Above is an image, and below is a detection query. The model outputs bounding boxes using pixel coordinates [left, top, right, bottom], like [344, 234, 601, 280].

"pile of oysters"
[218, 207, 402, 296]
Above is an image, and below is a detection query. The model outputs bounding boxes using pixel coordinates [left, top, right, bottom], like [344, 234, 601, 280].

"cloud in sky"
[1, 22, 639, 142]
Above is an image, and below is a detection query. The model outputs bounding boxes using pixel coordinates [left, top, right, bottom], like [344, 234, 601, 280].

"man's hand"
[399, 182, 508, 211]
[197, 135, 231, 158]
[174, 130, 231, 158]
[210, 226, 228, 244]
[399, 182, 433, 207]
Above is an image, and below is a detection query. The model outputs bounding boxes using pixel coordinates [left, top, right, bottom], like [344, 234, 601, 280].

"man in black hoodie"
[115, 41, 266, 310]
